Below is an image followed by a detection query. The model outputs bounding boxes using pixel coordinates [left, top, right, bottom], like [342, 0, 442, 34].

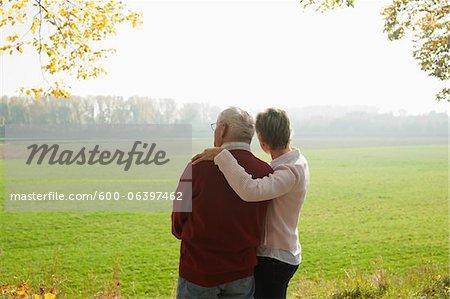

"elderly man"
[172, 107, 273, 299]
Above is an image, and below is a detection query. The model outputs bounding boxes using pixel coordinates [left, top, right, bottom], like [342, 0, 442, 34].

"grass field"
[0, 138, 448, 298]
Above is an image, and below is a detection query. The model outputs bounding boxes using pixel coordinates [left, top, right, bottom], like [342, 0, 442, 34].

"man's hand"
[192, 147, 224, 165]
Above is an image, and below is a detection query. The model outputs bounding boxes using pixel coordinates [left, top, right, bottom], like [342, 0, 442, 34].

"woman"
[192, 108, 309, 299]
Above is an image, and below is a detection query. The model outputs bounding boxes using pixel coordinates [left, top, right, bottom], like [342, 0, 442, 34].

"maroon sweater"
[172, 149, 273, 287]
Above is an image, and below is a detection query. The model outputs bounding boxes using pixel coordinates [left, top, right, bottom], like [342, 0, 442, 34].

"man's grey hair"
[218, 107, 255, 143]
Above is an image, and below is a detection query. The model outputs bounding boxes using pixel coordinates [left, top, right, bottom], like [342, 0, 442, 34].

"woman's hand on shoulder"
[192, 147, 223, 165]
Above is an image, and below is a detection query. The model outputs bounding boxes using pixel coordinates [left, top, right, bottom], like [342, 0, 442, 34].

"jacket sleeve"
[171, 163, 193, 239]
[214, 150, 299, 202]
[171, 211, 187, 240]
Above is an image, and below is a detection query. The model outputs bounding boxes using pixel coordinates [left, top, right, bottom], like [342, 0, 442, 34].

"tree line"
[0, 96, 447, 137]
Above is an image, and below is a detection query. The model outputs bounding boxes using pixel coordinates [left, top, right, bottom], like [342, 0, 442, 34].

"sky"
[1, 0, 449, 115]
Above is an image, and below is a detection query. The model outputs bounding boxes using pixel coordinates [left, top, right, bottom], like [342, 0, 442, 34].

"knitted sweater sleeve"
[214, 149, 298, 202]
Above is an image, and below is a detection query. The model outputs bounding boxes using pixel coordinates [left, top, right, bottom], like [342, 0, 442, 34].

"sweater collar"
[221, 142, 251, 152]
[271, 148, 300, 168]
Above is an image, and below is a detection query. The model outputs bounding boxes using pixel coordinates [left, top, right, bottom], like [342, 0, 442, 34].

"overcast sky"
[1, 0, 448, 115]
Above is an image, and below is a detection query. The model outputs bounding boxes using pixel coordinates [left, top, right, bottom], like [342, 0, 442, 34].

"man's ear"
[259, 140, 270, 154]
[220, 123, 228, 139]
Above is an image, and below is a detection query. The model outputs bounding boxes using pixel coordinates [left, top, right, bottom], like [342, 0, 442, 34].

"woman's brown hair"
[255, 108, 291, 150]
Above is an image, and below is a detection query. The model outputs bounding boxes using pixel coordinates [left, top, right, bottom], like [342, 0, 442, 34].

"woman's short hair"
[218, 107, 255, 143]
[255, 108, 291, 150]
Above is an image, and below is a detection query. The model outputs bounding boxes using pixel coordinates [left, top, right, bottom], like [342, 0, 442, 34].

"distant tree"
[0, 0, 142, 98]
[178, 102, 222, 127]
[129, 96, 159, 124]
[300, 0, 449, 102]
[155, 99, 178, 124]
[178, 103, 201, 125]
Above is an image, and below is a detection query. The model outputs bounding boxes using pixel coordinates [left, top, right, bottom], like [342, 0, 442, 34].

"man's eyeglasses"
[210, 122, 217, 131]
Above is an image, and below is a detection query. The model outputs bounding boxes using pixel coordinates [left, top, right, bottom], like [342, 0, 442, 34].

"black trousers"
[254, 256, 299, 299]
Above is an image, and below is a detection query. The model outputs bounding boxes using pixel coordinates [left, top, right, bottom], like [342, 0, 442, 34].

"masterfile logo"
[26, 141, 170, 171]
[4, 124, 192, 212]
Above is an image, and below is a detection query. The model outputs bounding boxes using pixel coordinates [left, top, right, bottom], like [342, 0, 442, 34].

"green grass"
[290, 144, 449, 297]
[0, 141, 448, 298]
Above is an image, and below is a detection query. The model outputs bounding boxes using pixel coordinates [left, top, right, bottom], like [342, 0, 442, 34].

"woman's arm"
[214, 150, 298, 202]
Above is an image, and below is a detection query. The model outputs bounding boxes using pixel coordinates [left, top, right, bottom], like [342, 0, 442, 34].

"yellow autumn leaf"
[30, 17, 39, 33]
[32, 88, 43, 98]
[6, 34, 18, 42]
[44, 293, 55, 299]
